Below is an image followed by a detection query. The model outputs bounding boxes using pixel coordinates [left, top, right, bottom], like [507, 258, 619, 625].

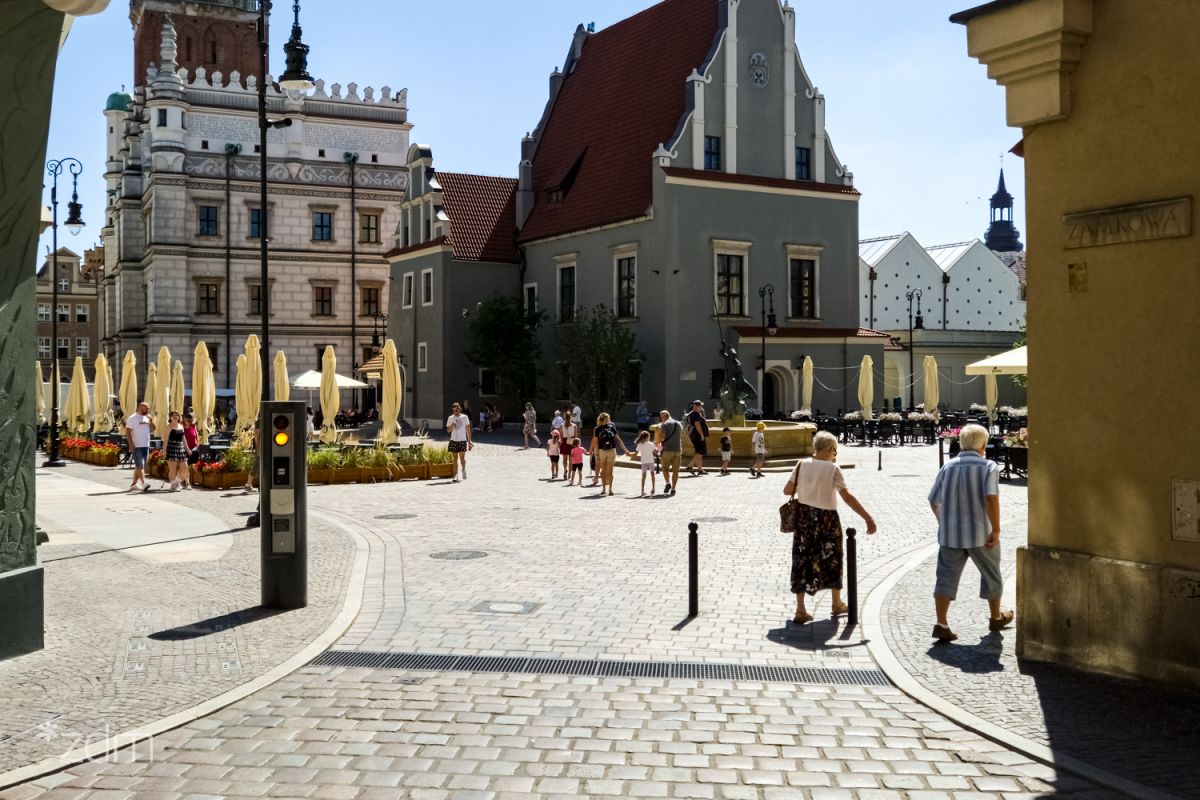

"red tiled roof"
[436, 173, 520, 263]
[733, 327, 891, 339]
[384, 236, 449, 261]
[664, 167, 861, 196]
[518, 0, 721, 243]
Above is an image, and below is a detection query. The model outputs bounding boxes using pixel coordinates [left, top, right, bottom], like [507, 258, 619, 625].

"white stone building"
[100, 0, 411, 398]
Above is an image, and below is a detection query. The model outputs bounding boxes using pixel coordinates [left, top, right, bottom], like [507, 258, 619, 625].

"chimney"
[549, 68, 564, 101]
[517, 133, 536, 229]
[569, 23, 589, 69]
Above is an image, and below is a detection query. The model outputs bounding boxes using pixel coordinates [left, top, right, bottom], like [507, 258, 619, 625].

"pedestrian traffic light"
[260, 401, 307, 609]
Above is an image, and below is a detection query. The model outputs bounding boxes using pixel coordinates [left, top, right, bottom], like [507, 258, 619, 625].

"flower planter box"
[359, 466, 394, 483]
[93, 451, 119, 467]
[196, 470, 253, 490]
[428, 463, 455, 479]
[307, 467, 360, 485]
[394, 463, 429, 480]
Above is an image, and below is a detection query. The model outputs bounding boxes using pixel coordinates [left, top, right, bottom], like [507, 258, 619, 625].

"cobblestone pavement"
[0, 463, 354, 777]
[1, 437, 1130, 798]
[881, 502, 1200, 800]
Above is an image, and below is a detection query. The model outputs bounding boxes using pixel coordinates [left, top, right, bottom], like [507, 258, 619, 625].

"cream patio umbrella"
[35, 362, 46, 425]
[800, 356, 814, 413]
[965, 345, 1028, 375]
[378, 339, 403, 445]
[169, 359, 185, 415]
[64, 356, 91, 434]
[119, 350, 138, 424]
[857, 355, 874, 420]
[154, 346, 172, 437]
[242, 334, 262, 430]
[143, 362, 157, 409]
[986, 374, 999, 428]
[192, 342, 215, 444]
[92, 354, 113, 434]
[319, 345, 340, 444]
[234, 354, 250, 432]
[274, 350, 290, 402]
[922, 355, 940, 420]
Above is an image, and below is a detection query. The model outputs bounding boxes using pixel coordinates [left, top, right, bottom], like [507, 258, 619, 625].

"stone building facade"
[389, 0, 884, 425]
[36, 246, 102, 382]
[102, 0, 410, 394]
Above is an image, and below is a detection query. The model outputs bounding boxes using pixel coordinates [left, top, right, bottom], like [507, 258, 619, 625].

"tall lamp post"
[43, 158, 85, 468]
[256, 0, 314, 404]
[906, 288, 924, 410]
[370, 311, 389, 353]
[757, 284, 777, 412]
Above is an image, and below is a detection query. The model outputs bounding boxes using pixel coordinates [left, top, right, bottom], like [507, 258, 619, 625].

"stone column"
[0, 0, 64, 660]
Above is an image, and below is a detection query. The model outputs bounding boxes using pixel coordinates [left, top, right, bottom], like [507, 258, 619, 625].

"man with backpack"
[654, 409, 684, 496]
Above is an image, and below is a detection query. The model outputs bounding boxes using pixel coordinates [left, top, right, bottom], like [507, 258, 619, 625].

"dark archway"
[762, 372, 779, 418]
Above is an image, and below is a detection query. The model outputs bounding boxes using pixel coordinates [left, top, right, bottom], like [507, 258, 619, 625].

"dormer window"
[549, 189, 564, 204]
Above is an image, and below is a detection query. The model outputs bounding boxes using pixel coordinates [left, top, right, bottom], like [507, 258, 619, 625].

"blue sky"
[40, 0, 1024, 258]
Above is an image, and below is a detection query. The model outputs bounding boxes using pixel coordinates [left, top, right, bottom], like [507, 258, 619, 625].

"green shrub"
[306, 447, 343, 469]
[421, 445, 454, 465]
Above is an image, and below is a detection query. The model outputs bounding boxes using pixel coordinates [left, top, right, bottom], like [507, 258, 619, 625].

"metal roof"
[858, 234, 905, 266]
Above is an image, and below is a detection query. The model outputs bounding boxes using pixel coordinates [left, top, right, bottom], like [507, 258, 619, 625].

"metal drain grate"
[430, 550, 489, 560]
[311, 650, 890, 687]
[376, 513, 418, 520]
[691, 516, 737, 523]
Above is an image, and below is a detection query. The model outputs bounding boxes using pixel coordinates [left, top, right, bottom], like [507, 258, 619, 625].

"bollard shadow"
[148, 606, 284, 641]
[671, 615, 697, 631]
[925, 631, 1005, 673]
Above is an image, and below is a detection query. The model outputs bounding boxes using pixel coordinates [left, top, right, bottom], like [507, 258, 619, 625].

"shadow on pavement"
[766, 619, 867, 651]
[149, 606, 285, 641]
[42, 527, 250, 562]
[924, 631, 1005, 673]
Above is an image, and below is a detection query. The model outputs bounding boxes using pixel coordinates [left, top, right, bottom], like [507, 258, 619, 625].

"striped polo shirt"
[928, 451, 1000, 549]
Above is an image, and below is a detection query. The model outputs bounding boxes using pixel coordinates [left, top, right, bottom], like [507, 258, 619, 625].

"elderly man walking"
[928, 423, 1013, 641]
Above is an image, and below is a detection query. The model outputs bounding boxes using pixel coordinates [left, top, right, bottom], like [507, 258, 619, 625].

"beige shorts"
[659, 451, 681, 473]
[596, 448, 616, 469]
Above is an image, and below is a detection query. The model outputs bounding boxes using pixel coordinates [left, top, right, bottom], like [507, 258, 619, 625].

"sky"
[39, 0, 1024, 259]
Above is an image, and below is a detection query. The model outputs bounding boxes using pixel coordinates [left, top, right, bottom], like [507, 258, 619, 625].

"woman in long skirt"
[783, 431, 877, 623]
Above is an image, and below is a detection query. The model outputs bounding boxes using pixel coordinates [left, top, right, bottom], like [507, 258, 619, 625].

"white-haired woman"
[783, 431, 877, 623]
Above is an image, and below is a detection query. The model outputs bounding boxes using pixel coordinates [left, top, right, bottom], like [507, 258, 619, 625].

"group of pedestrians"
[123, 401, 202, 492]
[783, 423, 1012, 642]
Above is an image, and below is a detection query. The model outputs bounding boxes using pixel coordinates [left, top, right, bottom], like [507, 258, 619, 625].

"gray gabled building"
[389, 0, 885, 425]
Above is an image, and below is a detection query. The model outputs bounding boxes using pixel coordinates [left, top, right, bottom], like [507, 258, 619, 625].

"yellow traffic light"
[274, 431, 290, 447]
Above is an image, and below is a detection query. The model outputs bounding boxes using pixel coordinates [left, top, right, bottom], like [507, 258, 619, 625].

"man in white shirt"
[571, 401, 582, 428]
[445, 402, 474, 482]
[124, 401, 155, 491]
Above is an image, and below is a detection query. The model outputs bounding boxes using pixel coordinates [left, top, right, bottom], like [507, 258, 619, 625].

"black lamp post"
[43, 158, 85, 468]
[757, 284, 777, 407]
[256, 0, 314, 405]
[906, 288, 925, 410]
[370, 311, 389, 353]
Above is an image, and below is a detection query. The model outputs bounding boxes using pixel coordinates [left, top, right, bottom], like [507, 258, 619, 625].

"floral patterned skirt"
[790, 503, 843, 595]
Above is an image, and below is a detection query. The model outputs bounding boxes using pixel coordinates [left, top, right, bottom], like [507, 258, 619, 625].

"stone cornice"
[954, 0, 1094, 127]
[42, 0, 109, 13]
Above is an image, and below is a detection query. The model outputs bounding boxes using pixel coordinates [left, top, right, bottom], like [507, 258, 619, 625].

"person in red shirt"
[567, 438, 587, 486]
[181, 411, 200, 490]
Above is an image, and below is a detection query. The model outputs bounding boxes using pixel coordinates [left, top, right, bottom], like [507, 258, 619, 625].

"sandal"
[988, 610, 1015, 631]
[932, 624, 958, 642]
[830, 602, 849, 617]
[792, 612, 813, 625]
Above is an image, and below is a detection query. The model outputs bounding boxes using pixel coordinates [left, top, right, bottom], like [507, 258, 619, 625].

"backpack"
[596, 423, 617, 449]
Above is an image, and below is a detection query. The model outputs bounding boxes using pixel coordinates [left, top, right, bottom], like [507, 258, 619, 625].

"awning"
[965, 346, 1027, 375]
[356, 353, 385, 373]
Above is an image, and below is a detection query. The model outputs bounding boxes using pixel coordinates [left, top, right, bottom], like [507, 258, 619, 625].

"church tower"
[984, 168, 1023, 252]
[131, 0, 260, 88]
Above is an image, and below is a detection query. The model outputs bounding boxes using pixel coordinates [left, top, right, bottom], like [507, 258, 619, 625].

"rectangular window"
[558, 265, 576, 322]
[248, 283, 263, 316]
[37, 303, 50, 322]
[715, 253, 745, 316]
[361, 286, 380, 317]
[710, 368, 726, 400]
[75, 338, 89, 358]
[790, 258, 817, 319]
[616, 256, 636, 318]
[402, 273, 414, 308]
[249, 207, 266, 239]
[524, 283, 537, 313]
[198, 205, 219, 236]
[360, 213, 380, 244]
[624, 361, 642, 403]
[555, 362, 571, 400]
[421, 269, 433, 305]
[58, 278, 70, 293]
[197, 282, 221, 315]
[362, 347, 375, 366]
[57, 337, 70, 359]
[75, 304, 88, 323]
[157, 108, 167, 127]
[313, 285, 334, 317]
[417, 342, 428, 372]
[208, 344, 220, 372]
[312, 211, 333, 241]
[795, 146, 812, 181]
[704, 136, 722, 171]
[56, 303, 70, 322]
[38, 337, 51, 359]
[479, 368, 501, 396]
[314, 345, 329, 370]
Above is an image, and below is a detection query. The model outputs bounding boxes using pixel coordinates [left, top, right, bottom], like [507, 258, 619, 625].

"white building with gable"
[100, 0, 411, 399]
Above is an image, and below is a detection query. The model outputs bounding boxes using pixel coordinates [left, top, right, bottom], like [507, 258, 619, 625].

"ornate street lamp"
[758, 284, 776, 410]
[370, 311, 389, 352]
[256, 0, 314, 403]
[42, 158, 84, 468]
[906, 288, 925, 410]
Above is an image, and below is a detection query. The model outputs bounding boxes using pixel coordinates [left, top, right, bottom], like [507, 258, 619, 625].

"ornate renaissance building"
[101, 0, 411, 392]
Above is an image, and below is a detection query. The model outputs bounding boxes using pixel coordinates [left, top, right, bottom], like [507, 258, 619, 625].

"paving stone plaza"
[3, 435, 1196, 799]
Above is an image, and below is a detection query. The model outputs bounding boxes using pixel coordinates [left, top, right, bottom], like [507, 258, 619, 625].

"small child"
[720, 427, 733, 475]
[751, 421, 766, 478]
[634, 431, 658, 496]
[547, 431, 561, 480]
[568, 437, 587, 485]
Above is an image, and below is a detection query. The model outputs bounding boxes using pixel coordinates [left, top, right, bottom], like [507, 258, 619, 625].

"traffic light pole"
[260, 400, 308, 609]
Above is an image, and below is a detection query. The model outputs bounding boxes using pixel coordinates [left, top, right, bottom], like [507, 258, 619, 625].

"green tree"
[1011, 322, 1028, 389]
[464, 293, 545, 407]
[555, 305, 643, 422]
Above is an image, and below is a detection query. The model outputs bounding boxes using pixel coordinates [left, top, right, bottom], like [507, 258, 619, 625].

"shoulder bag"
[778, 461, 804, 533]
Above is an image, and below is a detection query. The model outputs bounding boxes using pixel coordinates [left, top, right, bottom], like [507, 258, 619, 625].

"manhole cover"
[431, 550, 488, 560]
[471, 600, 542, 615]
[890, 474, 921, 478]
[376, 513, 418, 520]
[692, 516, 736, 523]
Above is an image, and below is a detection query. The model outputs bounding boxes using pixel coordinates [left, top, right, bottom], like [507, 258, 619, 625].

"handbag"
[778, 461, 803, 533]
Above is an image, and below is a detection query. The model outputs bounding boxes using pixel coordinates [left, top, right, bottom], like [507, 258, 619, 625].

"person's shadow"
[925, 631, 1005, 673]
[766, 618, 843, 651]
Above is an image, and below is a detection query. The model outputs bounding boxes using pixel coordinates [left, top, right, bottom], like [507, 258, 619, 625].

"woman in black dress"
[165, 411, 192, 492]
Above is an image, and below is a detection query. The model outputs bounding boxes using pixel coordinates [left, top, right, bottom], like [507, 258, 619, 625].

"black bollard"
[688, 522, 699, 618]
[938, 436, 944, 467]
[878, 450, 882, 471]
[846, 527, 858, 626]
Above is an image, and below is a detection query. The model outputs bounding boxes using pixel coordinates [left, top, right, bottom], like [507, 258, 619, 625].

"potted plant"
[361, 446, 394, 482]
[423, 445, 455, 479]
[306, 446, 342, 484]
[92, 442, 120, 467]
[393, 444, 428, 479]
